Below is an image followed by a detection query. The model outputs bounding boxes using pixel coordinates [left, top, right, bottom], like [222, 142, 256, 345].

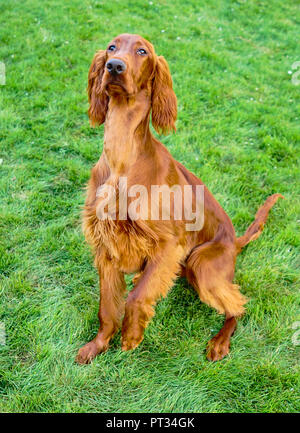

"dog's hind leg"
[206, 314, 237, 361]
[185, 241, 246, 361]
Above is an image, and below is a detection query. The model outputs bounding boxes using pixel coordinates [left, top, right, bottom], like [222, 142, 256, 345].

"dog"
[75, 34, 283, 364]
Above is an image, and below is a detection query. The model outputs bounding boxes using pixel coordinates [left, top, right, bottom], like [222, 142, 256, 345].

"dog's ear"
[87, 50, 108, 126]
[151, 56, 177, 134]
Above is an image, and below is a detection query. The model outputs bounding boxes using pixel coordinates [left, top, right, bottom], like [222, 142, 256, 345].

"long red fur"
[76, 34, 283, 364]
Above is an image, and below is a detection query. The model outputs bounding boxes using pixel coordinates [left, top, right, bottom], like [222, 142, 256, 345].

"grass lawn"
[0, 0, 299, 413]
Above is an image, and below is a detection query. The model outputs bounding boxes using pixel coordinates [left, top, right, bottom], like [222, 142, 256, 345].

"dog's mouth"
[104, 78, 128, 96]
[102, 71, 135, 97]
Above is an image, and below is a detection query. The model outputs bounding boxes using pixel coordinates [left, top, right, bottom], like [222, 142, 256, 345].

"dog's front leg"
[76, 253, 126, 364]
[121, 244, 183, 351]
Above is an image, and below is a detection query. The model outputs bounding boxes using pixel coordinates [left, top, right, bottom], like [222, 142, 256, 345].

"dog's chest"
[83, 207, 156, 273]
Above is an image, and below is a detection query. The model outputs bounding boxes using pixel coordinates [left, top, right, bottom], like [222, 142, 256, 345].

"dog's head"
[87, 33, 177, 134]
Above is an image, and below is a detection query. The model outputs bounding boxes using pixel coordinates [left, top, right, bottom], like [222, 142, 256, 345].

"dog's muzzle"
[106, 59, 126, 75]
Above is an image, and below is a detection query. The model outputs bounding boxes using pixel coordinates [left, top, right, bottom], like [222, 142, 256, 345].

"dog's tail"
[236, 193, 284, 253]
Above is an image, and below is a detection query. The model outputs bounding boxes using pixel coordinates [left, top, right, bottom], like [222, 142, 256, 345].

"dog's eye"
[137, 48, 147, 56]
[108, 45, 116, 51]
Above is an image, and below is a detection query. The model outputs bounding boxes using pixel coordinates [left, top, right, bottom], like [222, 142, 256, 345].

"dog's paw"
[206, 335, 230, 362]
[75, 340, 106, 364]
[121, 336, 143, 351]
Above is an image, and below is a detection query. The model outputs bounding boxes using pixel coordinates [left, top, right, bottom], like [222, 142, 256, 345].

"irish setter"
[76, 33, 283, 364]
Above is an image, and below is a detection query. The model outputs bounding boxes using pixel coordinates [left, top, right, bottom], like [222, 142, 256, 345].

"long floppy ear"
[87, 50, 108, 126]
[151, 56, 177, 134]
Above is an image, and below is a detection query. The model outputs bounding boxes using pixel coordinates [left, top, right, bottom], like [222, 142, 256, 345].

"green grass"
[0, 0, 299, 413]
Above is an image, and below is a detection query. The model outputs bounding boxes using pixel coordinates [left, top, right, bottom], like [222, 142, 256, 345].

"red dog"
[76, 34, 283, 364]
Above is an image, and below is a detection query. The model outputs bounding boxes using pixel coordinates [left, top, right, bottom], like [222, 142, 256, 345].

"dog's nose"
[106, 59, 126, 75]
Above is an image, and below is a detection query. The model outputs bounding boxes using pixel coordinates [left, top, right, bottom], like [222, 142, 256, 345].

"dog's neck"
[103, 90, 152, 177]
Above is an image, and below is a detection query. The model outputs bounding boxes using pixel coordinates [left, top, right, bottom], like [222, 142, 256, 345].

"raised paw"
[206, 334, 230, 362]
[75, 340, 107, 364]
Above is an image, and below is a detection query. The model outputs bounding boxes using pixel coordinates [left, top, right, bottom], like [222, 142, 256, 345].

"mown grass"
[0, 0, 299, 413]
